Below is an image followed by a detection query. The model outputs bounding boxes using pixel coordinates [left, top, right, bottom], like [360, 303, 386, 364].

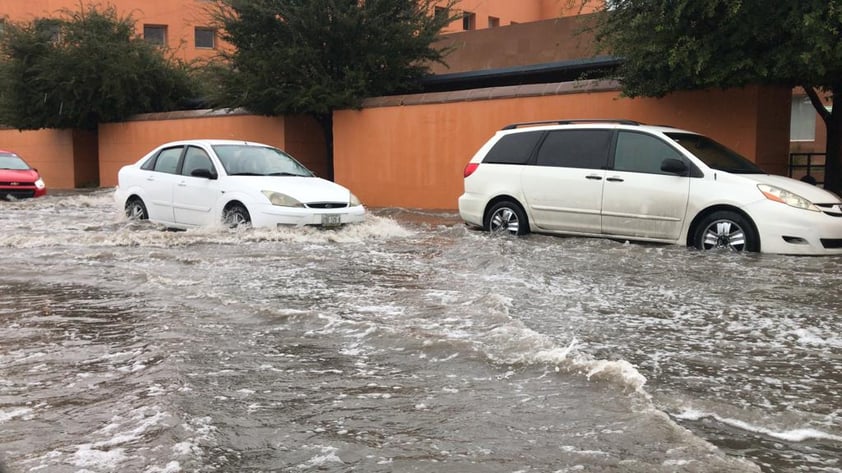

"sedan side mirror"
[191, 168, 218, 180]
[661, 158, 688, 176]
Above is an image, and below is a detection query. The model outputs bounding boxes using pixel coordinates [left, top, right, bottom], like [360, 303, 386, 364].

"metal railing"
[789, 152, 826, 185]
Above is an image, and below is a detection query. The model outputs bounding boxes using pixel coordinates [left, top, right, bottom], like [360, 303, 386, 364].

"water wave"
[675, 408, 842, 443]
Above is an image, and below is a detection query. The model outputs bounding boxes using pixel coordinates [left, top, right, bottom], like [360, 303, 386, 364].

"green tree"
[589, 0, 842, 193]
[208, 0, 457, 179]
[0, 5, 196, 130]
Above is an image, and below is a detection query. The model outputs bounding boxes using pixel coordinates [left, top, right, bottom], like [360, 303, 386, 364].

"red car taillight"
[464, 163, 479, 178]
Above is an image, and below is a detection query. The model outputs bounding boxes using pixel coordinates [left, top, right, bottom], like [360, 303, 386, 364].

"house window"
[194, 27, 215, 49]
[488, 16, 500, 28]
[143, 25, 167, 45]
[790, 95, 816, 142]
[462, 11, 476, 30]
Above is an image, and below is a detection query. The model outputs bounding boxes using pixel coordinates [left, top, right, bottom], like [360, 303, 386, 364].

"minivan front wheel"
[693, 211, 758, 252]
[486, 201, 529, 236]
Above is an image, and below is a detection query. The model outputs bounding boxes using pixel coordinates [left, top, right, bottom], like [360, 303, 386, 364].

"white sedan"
[115, 140, 365, 229]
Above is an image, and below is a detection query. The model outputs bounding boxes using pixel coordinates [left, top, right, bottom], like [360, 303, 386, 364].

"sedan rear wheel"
[125, 198, 148, 220]
[486, 201, 529, 236]
[223, 203, 251, 228]
[694, 211, 758, 252]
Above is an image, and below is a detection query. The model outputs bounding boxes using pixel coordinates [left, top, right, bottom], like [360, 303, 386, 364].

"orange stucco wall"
[0, 128, 97, 189]
[1, 0, 217, 62]
[334, 82, 791, 210]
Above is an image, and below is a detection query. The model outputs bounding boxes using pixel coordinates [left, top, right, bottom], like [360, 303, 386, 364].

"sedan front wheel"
[223, 203, 251, 228]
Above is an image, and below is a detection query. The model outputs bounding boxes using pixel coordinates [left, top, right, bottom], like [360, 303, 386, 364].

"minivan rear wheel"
[693, 211, 758, 252]
[486, 201, 529, 236]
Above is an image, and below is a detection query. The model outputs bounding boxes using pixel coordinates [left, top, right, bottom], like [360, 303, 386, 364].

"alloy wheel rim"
[701, 219, 746, 251]
[490, 208, 519, 234]
[127, 203, 144, 219]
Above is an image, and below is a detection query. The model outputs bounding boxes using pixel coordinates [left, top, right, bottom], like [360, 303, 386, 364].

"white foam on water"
[296, 445, 344, 468]
[71, 444, 127, 470]
[0, 189, 414, 249]
[675, 409, 842, 442]
[0, 407, 33, 423]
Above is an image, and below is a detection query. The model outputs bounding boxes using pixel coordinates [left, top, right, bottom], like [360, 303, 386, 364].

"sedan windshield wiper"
[227, 172, 264, 176]
[266, 172, 309, 177]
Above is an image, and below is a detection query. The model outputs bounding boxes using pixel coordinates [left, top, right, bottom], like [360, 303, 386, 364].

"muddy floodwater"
[1, 190, 840, 473]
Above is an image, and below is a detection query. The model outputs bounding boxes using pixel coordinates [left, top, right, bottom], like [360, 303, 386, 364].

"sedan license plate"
[321, 214, 342, 227]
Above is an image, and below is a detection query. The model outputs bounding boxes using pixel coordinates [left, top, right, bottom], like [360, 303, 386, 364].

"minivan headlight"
[262, 190, 304, 207]
[758, 184, 820, 212]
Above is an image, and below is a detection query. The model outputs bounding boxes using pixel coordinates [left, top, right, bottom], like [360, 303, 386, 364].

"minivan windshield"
[666, 132, 766, 174]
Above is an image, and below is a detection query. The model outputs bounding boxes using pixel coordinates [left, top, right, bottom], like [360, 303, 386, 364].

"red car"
[0, 150, 47, 200]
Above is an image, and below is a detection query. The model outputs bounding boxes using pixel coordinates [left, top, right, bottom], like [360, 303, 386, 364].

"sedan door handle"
[585, 175, 603, 180]
[606, 177, 624, 182]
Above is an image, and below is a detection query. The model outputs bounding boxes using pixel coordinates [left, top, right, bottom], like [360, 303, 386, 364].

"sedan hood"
[0, 169, 39, 183]
[230, 175, 352, 204]
[740, 174, 841, 203]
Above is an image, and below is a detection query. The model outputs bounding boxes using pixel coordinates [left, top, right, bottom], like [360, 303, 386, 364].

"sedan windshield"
[666, 133, 765, 174]
[0, 153, 30, 170]
[213, 145, 314, 177]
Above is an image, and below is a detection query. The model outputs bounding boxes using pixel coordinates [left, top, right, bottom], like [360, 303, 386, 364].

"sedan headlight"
[34, 178, 46, 190]
[758, 184, 820, 212]
[262, 190, 304, 207]
[350, 193, 362, 207]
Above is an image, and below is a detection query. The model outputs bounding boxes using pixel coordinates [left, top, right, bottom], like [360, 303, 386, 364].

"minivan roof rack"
[501, 119, 641, 130]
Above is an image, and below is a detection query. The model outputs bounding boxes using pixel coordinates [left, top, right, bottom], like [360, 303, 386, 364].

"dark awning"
[420, 56, 621, 93]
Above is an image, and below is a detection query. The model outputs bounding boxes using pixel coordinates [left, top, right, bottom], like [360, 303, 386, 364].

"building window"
[462, 11, 476, 30]
[143, 25, 167, 46]
[35, 19, 61, 43]
[194, 27, 215, 49]
[790, 95, 816, 142]
[488, 16, 500, 28]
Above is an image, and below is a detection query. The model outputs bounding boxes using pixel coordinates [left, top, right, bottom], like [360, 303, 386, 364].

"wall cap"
[361, 79, 622, 109]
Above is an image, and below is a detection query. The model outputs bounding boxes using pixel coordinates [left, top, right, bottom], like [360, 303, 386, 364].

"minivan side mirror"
[191, 168, 218, 180]
[661, 158, 688, 176]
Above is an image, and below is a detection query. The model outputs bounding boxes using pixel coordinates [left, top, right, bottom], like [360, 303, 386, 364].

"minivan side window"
[535, 130, 611, 169]
[613, 132, 684, 174]
[483, 131, 543, 164]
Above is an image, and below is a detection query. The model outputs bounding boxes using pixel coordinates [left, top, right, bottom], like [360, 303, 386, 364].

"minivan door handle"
[585, 174, 603, 180]
[606, 177, 624, 182]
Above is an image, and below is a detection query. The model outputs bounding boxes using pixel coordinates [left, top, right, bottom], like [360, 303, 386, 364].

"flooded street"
[1, 190, 840, 473]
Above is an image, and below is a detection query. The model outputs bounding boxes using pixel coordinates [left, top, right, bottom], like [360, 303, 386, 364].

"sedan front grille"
[306, 202, 348, 209]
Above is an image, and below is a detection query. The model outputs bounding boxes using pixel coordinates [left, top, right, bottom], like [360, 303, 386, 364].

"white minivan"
[458, 120, 842, 255]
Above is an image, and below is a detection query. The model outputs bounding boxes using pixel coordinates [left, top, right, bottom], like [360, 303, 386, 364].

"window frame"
[194, 27, 216, 49]
[143, 24, 167, 46]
